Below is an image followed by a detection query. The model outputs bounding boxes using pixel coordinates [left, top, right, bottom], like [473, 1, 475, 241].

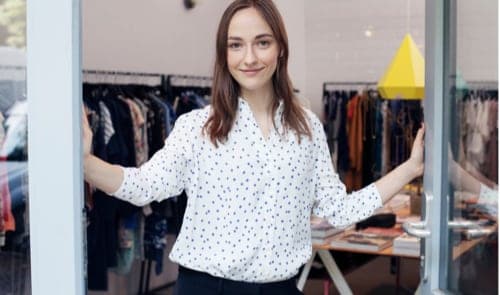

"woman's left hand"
[408, 123, 425, 177]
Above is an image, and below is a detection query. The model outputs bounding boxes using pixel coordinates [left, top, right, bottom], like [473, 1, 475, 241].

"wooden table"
[298, 225, 497, 295]
[296, 239, 419, 295]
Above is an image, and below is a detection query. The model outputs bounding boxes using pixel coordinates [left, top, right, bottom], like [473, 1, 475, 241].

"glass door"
[408, 0, 498, 293]
[0, 0, 30, 293]
[442, 0, 498, 293]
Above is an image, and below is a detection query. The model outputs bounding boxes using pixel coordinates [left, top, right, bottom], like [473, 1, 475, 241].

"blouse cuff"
[366, 182, 383, 209]
[109, 166, 129, 198]
[478, 184, 498, 205]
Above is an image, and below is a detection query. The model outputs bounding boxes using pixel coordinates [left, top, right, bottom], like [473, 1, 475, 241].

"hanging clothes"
[484, 100, 498, 182]
[345, 93, 364, 191]
[457, 89, 498, 186]
[84, 83, 157, 290]
[83, 80, 210, 291]
[322, 86, 423, 192]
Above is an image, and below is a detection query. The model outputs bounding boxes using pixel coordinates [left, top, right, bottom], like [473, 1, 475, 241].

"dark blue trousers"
[174, 266, 303, 295]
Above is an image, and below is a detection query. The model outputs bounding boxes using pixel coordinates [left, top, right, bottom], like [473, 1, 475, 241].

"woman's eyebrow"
[227, 34, 274, 41]
[255, 34, 274, 39]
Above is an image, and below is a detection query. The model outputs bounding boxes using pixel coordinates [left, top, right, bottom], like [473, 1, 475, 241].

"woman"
[83, 0, 424, 294]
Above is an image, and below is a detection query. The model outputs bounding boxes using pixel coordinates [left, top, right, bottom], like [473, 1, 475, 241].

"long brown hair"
[203, 0, 312, 147]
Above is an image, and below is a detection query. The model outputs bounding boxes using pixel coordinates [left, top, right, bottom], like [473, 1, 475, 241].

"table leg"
[297, 249, 317, 291]
[317, 249, 353, 295]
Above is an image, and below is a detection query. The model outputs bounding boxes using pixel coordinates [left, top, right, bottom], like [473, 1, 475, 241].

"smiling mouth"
[240, 68, 264, 73]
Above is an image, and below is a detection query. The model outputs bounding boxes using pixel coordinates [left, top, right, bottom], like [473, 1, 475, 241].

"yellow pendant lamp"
[377, 34, 425, 99]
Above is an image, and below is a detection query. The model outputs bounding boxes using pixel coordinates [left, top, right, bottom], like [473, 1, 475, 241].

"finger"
[82, 105, 90, 127]
[415, 127, 424, 142]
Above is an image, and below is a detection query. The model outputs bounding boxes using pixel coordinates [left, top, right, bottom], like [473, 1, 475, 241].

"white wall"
[83, 0, 306, 95]
[304, 0, 425, 116]
[83, 0, 497, 117]
[303, 0, 497, 116]
[83, 0, 231, 75]
[457, 0, 498, 82]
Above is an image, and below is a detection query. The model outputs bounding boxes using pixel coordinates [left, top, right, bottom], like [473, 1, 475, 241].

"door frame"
[26, 0, 85, 294]
[420, 0, 449, 293]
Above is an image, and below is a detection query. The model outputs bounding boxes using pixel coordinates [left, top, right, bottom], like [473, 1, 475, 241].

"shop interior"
[0, 0, 497, 294]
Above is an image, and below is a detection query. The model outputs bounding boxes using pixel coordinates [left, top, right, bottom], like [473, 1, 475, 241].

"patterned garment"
[112, 97, 382, 283]
[123, 98, 148, 166]
[98, 101, 115, 146]
[143, 212, 168, 275]
[131, 98, 150, 165]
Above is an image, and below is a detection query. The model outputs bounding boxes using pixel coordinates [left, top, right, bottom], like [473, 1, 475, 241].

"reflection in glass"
[443, 0, 498, 292]
[447, 85, 498, 294]
[0, 0, 30, 293]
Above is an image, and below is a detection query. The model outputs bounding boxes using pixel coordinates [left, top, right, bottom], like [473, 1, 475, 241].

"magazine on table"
[330, 231, 395, 252]
[393, 233, 420, 249]
[311, 219, 343, 238]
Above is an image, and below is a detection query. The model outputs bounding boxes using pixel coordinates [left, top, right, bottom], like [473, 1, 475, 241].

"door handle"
[402, 221, 431, 237]
[463, 228, 494, 239]
[448, 220, 482, 229]
[402, 192, 432, 238]
[401, 192, 433, 283]
[448, 219, 494, 239]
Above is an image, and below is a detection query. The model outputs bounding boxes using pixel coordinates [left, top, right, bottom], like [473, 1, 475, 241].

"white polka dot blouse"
[112, 97, 382, 283]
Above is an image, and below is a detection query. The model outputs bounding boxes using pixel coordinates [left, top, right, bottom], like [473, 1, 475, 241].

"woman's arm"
[375, 125, 425, 204]
[82, 107, 124, 194]
[83, 105, 197, 206]
[84, 155, 124, 195]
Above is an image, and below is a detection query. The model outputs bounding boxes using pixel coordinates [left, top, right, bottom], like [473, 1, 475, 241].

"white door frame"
[27, 0, 84, 294]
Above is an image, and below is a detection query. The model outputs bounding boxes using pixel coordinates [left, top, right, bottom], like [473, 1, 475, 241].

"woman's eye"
[228, 42, 242, 49]
[257, 40, 271, 48]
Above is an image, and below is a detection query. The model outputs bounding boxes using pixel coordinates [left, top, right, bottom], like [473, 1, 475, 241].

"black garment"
[362, 92, 377, 186]
[337, 91, 351, 173]
[85, 94, 141, 290]
[146, 96, 167, 156]
[165, 191, 187, 235]
[389, 100, 423, 170]
[143, 211, 168, 275]
[174, 266, 303, 295]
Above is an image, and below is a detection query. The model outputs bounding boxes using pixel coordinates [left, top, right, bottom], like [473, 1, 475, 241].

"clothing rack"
[83, 69, 164, 86]
[163, 73, 212, 90]
[164, 74, 212, 87]
[83, 70, 212, 295]
[83, 69, 163, 77]
[82, 71, 214, 102]
[323, 81, 377, 92]
[162, 74, 212, 104]
[460, 80, 498, 90]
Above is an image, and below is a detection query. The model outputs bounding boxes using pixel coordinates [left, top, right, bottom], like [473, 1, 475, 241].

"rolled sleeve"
[111, 113, 195, 206]
[311, 114, 382, 228]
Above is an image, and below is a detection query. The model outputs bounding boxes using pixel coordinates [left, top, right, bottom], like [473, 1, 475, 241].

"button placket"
[266, 135, 280, 276]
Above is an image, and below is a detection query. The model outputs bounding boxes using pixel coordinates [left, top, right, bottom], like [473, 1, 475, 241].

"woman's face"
[226, 7, 280, 97]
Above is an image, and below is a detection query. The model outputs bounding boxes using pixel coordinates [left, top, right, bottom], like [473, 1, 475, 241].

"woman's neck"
[241, 87, 274, 116]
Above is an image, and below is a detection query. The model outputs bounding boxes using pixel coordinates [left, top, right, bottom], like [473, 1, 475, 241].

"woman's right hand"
[82, 106, 93, 158]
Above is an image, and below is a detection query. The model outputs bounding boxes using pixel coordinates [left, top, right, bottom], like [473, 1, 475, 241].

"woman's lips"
[240, 68, 264, 77]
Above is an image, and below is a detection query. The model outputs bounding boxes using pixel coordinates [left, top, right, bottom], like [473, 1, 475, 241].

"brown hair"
[203, 0, 312, 147]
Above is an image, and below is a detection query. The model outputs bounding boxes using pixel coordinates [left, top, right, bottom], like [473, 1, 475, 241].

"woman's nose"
[244, 47, 257, 66]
